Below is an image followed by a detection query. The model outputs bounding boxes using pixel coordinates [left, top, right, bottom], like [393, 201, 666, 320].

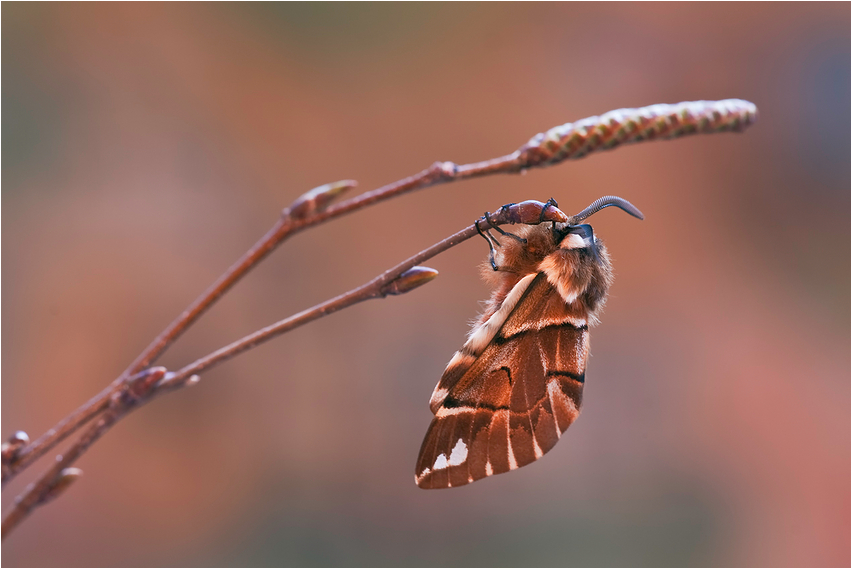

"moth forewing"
[428, 272, 538, 414]
[416, 198, 639, 489]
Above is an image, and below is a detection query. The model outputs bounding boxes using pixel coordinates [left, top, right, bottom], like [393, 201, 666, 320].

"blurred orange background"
[2, 3, 849, 566]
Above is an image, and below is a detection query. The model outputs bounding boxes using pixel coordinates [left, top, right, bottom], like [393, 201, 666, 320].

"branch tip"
[40, 468, 83, 505]
[382, 266, 439, 296]
[9, 432, 29, 445]
[287, 180, 358, 219]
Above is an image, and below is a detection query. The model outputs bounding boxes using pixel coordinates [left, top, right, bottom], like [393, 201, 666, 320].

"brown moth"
[415, 196, 643, 489]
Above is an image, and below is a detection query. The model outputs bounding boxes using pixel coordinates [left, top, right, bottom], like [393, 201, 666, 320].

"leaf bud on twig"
[40, 468, 83, 504]
[1, 432, 30, 471]
[287, 180, 358, 219]
[124, 367, 168, 403]
[381, 266, 439, 296]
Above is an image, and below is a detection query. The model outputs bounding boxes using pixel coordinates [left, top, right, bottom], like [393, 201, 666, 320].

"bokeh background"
[2, 3, 849, 566]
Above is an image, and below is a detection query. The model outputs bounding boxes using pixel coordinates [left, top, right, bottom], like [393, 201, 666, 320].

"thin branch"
[1, 99, 756, 526]
[160, 200, 569, 389]
[0, 201, 568, 539]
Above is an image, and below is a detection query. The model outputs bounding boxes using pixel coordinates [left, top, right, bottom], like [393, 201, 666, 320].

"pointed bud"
[10, 431, 29, 446]
[1, 431, 30, 464]
[126, 367, 168, 402]
[287, 180, 358, 219]
[382, 266, 439, 296]
[41, 468, 83, 504]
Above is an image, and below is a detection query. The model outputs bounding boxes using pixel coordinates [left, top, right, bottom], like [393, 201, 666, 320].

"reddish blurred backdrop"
[2, 3, 849, 566]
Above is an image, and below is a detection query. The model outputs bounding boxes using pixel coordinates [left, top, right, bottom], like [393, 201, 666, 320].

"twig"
[160, 201, 569, 388]
[1, 99, 757, 538]
[0, 201, 567, 539]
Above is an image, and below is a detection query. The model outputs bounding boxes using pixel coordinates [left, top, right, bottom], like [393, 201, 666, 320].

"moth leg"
[480, 212, 502, 247]
[484, 211, 526, 245]
[476, 216, 502, 248]
[539, 197, 560, 241]
[539, 197, 560, 223]
[476, 219, 500, 271]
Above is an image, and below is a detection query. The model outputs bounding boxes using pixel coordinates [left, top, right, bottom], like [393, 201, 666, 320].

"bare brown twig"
[1, 99, 757, 539]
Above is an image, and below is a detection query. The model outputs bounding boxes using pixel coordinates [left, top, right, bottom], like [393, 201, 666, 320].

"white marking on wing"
[448, 439, 468, 466]
[532, 436, 543, 459]
[433, 453, 448, 470]
[540, 314, 586, 329]
[507, 430, 518, 470]
[547, 380, 562, 439]
[485, 461, 493, 476]
[444, 351, 474, 371]
[464, 273, 537, 356]
[429, 387, 448, 410]
[436, 406, 477, 417]
[547, 377, 579, 418]
[538, 338, 548, 373]
[508, 312, 587, 337]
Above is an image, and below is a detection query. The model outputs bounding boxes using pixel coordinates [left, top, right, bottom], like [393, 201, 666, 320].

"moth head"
[540, 196, 644, 317]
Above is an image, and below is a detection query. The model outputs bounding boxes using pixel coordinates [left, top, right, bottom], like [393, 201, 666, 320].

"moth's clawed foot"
[539, 197, 560, 223]
[497, 202, 517, 216]
[475, 219, 500, 271]
[541, 198, 561, 241]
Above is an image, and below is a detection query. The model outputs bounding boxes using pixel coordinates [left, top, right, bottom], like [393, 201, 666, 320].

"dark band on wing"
[442, 395, 509, 411]
[547, 370, 585, 383]
[493, 322, 588, 345]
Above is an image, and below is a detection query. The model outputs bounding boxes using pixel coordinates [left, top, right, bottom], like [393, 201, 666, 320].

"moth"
[415, 196, 643, 489]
